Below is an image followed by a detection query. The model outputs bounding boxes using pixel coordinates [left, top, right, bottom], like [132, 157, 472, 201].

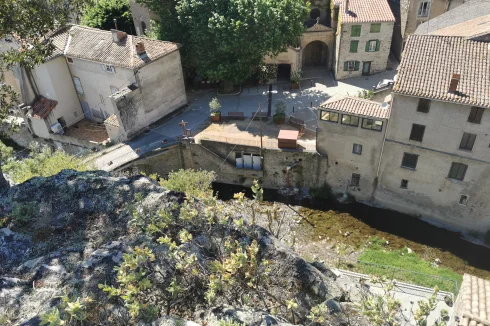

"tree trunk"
[223, 80, 234, 93]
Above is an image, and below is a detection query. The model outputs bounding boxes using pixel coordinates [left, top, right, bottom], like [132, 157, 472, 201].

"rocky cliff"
[0, 170, 358, 326]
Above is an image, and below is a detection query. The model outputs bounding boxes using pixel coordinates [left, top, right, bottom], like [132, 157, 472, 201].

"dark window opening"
[400, 179, 408, 189]
[401, 153, 419, 169]
[417, 99, 431, 113]
[448, 162, 468, 181]
[141, 21, 147, 35]
[459, 195, 469, 205]
[353, 143, 363, 155]
[67, 57, 74, 64]
[310, 8, 321, 20]
[351, 173, 360, 187]
[459, 132, 476, 151]
[410, 124, 426, 142]
[468, 107, 484, 124]
[57, 117, 67, 128]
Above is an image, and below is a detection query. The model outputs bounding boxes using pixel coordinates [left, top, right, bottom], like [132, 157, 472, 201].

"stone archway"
[302, 40, 329, 68]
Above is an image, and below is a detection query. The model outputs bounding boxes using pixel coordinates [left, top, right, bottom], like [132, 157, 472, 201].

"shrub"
[209, 98, 221, 115]
[309, 183, 334, 202]
[357, 89, 374, 100]
[290, 69, 302, 83]
[11, 202, 38, 226]
[160, 169, 216, 199]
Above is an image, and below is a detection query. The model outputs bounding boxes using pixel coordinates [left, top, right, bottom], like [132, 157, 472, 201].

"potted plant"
[209, 97, 221, 122]
[273, 101, 286, 124]
[290, 69, 302, 90]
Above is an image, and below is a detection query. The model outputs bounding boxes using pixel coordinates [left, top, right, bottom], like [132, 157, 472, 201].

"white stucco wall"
[335, 21, 394, 80]
[376, 94, 490, 231]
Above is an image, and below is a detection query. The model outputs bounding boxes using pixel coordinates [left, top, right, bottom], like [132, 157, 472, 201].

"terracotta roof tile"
[319, 95, 390, 119]
[339, 0, 395, 24]
[31, 96, 58, 119]
[393, 35, 490, 108]
[47, 25, 180, 70]
[457, 274, 490, 326]
[429, 14, 490, 39]
[104, 114, 120, 128]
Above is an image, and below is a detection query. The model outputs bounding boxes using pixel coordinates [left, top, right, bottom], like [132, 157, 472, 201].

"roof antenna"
[113, 19, 118, 30]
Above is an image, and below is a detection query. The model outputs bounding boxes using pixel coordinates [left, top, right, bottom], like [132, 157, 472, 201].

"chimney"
[448, 74, 461, 93]
[135, 41, 146, 55]
[110, 29, 127, 43]
[345, 0, 350, 13]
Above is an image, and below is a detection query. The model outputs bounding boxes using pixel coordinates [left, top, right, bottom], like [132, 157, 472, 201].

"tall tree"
[0, 0, 82, 191]
[81, 0, 135, 35]
[176, 0, 309, 91]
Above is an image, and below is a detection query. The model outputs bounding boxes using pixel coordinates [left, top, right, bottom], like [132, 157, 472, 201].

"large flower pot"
[291, 82, 300, 90]
[273, 115, 286, 125]
[211, 114, 221, 122]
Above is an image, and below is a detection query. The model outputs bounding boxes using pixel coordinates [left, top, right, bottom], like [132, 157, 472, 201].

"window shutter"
[344, 62, 348, 71]
[350, 41, 358, 52]
[376, 40, 381, 51]
[365, 41, 370, 52]
[354, 61, 360, 71]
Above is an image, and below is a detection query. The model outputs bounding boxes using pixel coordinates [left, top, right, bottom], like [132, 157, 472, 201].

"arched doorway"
[303, 41, 329, 68]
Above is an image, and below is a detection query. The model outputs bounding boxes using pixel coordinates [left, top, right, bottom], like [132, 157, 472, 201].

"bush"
[309, 183, 334, 202]
[160, 169, 216, 199]
[81, 0, 134, 34]
[209, 98, 221, 116]
[11, 202, 38, 226]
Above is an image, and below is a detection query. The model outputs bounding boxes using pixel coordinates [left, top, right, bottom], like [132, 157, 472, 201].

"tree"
[81, 0, 135, 35]
[176, 0, 309, 91]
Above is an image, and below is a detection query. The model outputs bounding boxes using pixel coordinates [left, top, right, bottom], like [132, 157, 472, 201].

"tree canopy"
[176, 0, 308, 84]
[81, 0, 135, 35]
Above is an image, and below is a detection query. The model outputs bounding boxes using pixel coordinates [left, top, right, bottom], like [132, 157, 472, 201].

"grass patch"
[352, 237, 462, 294]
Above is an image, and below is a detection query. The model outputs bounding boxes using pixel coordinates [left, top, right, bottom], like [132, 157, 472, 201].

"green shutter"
[350, 41, 358, 53]
[351, 25, 361, 37]
[365, 41, 370, 52]
[344, 62, 348, 71]
[376, 40, 381, 51]
[370, 23, 381, 33]
[354, 61, 360, 71]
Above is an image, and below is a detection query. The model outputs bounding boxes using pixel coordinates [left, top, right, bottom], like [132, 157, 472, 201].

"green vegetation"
[357, 89, 374, 100]
[158, 169, 216, 199]
[209, 98, 221, 116]
[354, 237, 462, 293]
[309, 182, 334, 202]
[41, 293, 93, 326]
[273, 101, 286, 124]
[11, 202, 38, 226]
[2, 143, 92, 184]
[81, 0, 134, 34]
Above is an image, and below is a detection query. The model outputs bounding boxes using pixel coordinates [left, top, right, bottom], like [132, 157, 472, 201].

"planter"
[273, 115, 286, 125]
[211, 114, 221, 122]
[291, 82, 300, 90]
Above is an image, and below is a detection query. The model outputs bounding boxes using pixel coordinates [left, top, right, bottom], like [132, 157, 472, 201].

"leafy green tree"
[81, 0, 135, 34]
[176, 0, 309, 91]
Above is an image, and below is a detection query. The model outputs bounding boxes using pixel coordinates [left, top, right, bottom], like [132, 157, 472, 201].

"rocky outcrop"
[0, 170, 355, 325]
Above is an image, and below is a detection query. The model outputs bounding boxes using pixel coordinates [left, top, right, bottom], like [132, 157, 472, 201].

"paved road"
[91, 68, 397, 171]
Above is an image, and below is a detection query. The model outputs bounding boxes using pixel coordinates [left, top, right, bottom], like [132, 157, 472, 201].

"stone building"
[333, 0, 395, 79]
[316, 95, 391, 200]
[376, 34, 490, 232]
[10, 25, 187, 147]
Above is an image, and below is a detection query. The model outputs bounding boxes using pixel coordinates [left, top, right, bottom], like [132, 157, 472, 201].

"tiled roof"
[47, 25, 180, 69]
[339, 0, 395, 24]
[104, 114, 120, 128]
[318, 95, 390, 119]
[428, 14, 490, 39]
[30, 96, 58, 119]
[456, 274, 490, 326]
[393, 35, 490, 108]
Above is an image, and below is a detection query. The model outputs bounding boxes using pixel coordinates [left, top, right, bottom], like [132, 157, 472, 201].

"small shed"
[278, 130, 299, 149]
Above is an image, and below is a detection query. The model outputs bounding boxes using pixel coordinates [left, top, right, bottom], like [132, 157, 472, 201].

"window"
[110, 86, 119, 95]
[409, 124, 425, 142]
[350, 40, 359, 53]
[417, 99, 431, 113]
[351, 25, 361, 37]
[57, 117, 66, 128]
[459, 195, 469, 206]
[351, 173, 360, 187]
[448, 162, 468, 181]
[366, 40, 380, 52]
[320, 111, 339, 123]
[370, 23, 381, 33]
[401, 153, 419, 169]
[344, 61, 360, 71]
[400, 179, 409, 189]
[362, 118, 383, 131]
[141, 21, 147, 35]
[342, 114, 359, 127]
[417, 0, 431, 17]
[468, 107, 484, 124]
[73, 77, 84, 94]
[101, 64, 116, 74]
[353, 143, 363, 155]
[67, 57, 74, 64]
[460, 133, 476, 151]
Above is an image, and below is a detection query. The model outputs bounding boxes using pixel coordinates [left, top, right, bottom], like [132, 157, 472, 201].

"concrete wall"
[129, 0, 159, 36]
[109, 50, 187, 140]
[335, 21, 394, 80]
[403, 0, 449, 38]
[67, 56, 137, 121]
[376, 94, 490, 231]
[316, 110, 387, 200]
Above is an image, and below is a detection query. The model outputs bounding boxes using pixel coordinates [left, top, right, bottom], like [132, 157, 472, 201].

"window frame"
[417, 99, 431, 113]
[72, 76, 84, 95]
[66, 57, 74, 64]
[370, 23, 381, 33]
[361, 118, 383, 131]
[351, 25, 361, 37]
[320, 110, 339, 123]
[459, 195, 469, 206]
[353, 143, 363, 155]
[468, 107, 484, 124]
[401, 153, 419, 170]
[366, 40, 380, 52]
[341, 114, 360, 127]
[448, 162, 468, 181]
[344, 60, 360, 71]
[409, 123, 426, 142]
[400, 179, 409, 189]
[459, 132, 477, 151]
[351, 173, 361, 187]
[417, 0, 431, 17]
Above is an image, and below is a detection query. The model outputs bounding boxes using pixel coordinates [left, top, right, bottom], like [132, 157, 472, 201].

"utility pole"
[259, 104, 263, 157]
